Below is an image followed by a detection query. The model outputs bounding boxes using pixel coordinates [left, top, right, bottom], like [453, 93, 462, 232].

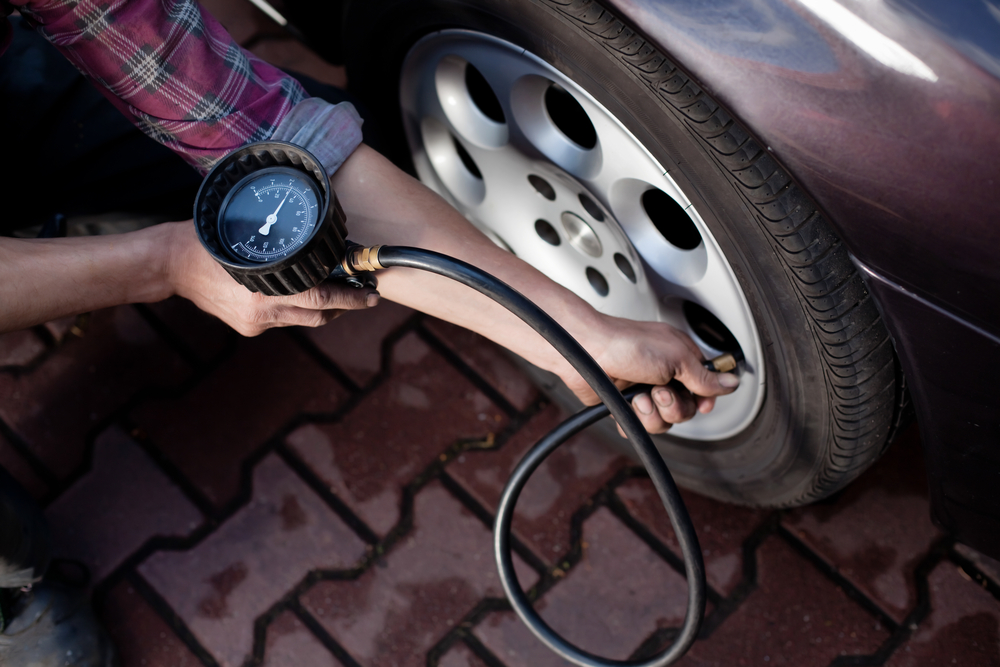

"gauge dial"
[219, 167, 322, 263]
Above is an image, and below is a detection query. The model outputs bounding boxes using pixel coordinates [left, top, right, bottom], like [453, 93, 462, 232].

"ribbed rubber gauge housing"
[194, 142, 349, 296]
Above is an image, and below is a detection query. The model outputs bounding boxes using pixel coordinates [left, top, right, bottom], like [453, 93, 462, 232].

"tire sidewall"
[344, 0, 833, 506]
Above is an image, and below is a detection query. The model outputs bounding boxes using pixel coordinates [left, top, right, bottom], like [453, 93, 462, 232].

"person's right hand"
[559, 313, 740, 435]
[163, 221, 379, 336]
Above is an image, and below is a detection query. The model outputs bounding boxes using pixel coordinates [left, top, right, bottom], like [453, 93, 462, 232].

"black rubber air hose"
[373, 246, 705, 667]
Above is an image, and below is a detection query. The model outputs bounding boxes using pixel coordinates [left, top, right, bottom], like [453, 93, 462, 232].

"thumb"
[675, 359, 740, 398]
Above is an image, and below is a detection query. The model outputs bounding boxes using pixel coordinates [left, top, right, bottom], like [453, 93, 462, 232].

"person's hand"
[163, 221, 379, 336]
[562, 314, 740, 435]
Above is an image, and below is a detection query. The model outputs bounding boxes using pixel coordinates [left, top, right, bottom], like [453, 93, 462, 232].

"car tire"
[341, 0, 907, 507]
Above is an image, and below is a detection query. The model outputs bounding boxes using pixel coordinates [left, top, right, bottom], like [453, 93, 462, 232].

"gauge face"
[218, 167, 322, 263]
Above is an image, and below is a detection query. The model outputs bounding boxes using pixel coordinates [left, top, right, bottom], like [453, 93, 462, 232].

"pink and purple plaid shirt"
[1, 0, 363, 175]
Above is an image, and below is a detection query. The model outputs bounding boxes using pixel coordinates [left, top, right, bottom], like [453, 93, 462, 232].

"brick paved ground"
[2, 2, 998, 665]
[2, 300, 998, 667]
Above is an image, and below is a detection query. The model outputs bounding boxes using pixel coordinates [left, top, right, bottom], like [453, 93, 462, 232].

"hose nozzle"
[342, 244, 385, 275]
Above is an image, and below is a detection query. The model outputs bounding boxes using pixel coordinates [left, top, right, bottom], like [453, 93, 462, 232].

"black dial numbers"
[219, 167, 321, 263]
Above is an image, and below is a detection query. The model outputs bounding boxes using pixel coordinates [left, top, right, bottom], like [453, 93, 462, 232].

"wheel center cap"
[561, 211, 602, 258]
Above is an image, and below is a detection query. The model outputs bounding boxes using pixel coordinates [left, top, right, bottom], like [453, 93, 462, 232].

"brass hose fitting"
[341, 244, 385, 276]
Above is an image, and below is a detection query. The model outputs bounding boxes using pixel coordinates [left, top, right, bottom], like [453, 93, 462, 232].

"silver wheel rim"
[400, 30, 765, 440]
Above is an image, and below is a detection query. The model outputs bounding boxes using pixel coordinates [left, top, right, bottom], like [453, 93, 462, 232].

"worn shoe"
[0, 582, 118, 667]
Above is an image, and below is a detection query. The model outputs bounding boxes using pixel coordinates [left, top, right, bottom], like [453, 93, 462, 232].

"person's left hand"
[164, 220, 379, 336]
[561, 314, 740, 434]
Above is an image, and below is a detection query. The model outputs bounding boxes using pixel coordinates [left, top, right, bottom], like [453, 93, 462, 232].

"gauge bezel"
[194, 142, 349, 296]
[217, 166, 323, 264]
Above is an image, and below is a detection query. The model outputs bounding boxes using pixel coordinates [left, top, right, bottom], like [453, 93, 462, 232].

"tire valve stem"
[702, 351, 744, 373]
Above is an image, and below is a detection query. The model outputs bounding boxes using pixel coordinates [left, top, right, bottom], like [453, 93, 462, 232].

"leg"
[0, 468, 117, 664]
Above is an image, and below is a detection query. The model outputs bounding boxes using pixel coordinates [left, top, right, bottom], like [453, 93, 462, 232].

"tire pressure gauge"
[194, 142, 351, 296]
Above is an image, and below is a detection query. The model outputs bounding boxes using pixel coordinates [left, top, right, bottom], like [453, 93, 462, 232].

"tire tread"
[547, 0, 904, 506]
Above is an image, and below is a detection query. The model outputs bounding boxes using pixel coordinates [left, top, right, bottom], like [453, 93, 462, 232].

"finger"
[284, 283, 380, 311]
[651, 384, 698, 424]
[631, 392, 672, 434]
[696, 395, 717, 414]
[267, 305, 341, 329]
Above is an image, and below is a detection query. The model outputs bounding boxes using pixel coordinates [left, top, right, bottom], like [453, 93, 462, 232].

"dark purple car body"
[291, 0, 1000, 557]
[597, 0, 1000, 555]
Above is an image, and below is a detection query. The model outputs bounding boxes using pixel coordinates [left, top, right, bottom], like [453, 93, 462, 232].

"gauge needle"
[259, 190, 291, 235]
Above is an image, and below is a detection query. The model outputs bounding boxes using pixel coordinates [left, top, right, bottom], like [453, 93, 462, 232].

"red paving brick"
[676, 534, 891, 666]
[477, 508, 689, 665]
[439, 642, 491, 667]
[140, 454, 367, 667]
[783, 425, 941, 623]
[101, 581, 202, 667]
[0, 306, 190, 479]
[887, 561, 1000, 667]
[422, 318, 539, 411]
[263, 611, 345, 667]
[304, 300, 415, 387]
[450, 403, 628, 564]
[616, 477, 768, 596]
[286, 332, 506, 536]
[301, 482, 537, 667]
[0, 328, 45, 367]
[45, 427, 202, 583]
[144, 296, 233, 364]
[132, 330, 350, 508]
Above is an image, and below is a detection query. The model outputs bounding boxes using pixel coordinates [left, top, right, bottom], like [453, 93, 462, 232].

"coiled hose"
[370, 246, 705, 667]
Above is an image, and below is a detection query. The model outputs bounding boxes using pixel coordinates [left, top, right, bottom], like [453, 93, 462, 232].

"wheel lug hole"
[614, 253, 636, 283]
[528, 174, 556, 201]
[586, 267, 609, 297]
[579, 193, 605, 222]
[534, 219, 561, 246]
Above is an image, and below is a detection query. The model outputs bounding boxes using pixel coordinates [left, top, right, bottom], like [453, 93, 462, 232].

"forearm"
[11, 0, 309, 173]
[331, 145, 605, 378]
[331, 145, 739, 430]
[0, 225, 172, 333]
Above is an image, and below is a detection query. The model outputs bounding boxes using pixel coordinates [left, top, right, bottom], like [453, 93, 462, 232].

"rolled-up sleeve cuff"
[271, 97, 364, 176]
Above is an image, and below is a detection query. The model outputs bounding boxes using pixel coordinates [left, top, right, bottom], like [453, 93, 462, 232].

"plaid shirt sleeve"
[9, 0, 363, 175]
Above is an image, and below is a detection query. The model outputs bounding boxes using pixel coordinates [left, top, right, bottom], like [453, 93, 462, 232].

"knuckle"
[302, 288, 328, 309]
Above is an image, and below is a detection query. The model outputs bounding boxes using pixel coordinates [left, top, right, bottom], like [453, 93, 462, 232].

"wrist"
[134, 222, 180, 304]
[160, 220, 199, 300]
[540, 302, 615, 380]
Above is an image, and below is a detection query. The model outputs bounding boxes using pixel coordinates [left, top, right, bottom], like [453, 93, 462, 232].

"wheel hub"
[400, 30, 765, 440]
